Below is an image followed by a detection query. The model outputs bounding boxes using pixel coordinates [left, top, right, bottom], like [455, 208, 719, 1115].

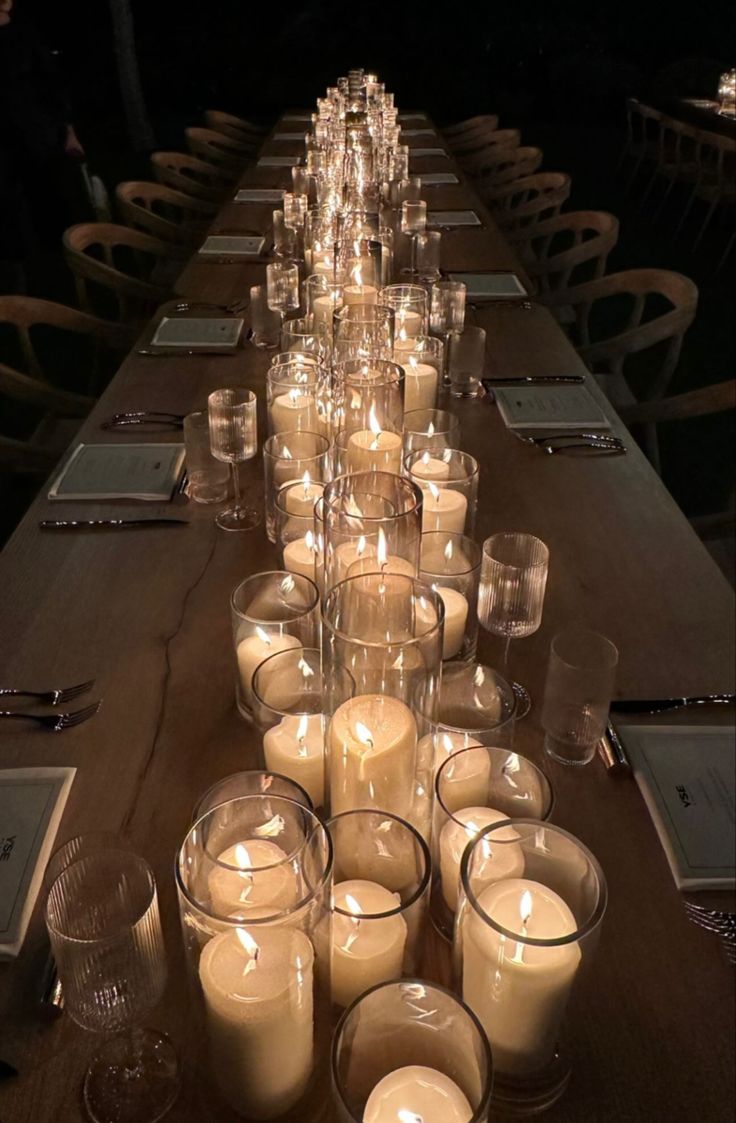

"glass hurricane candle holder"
[432, 747, 554, 939]
[306, 274, 345, 334]
[455, 819, 607, 1115]
[403, 407, 461, 456]
[274, 493, 322, 585]
[332, 357, 405, 438]
[332, 980, 493, 1123]
[321, 471, 423, 593]
[406, 447, 479, 536]
[272, 208, 299, 260]
[419, 531, 482, 662]
[333, 303, 395, 363]
[322, 573, 443, 827]
[393, 334, 443, 413]
[266, 361, 321, 436]
[437, 662, 517, 749]
[230, 571, 320, 721]
[280, 316, 329, 361]
[380, 283, 428, 340]
[192, 770, 313, 821]
[263, 431, 330, 544]
[326, 810, 431, 1011]
[176, 796, 332, 1121]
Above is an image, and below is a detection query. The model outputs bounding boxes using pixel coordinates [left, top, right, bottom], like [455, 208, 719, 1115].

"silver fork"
[173, 299, 248, 314]
[0, 701, 101, 731]
[0, 679, 95, 706]
[513, 431, 623, 446]
[541, 439, 627, 455]
[685, 902, 736, 963]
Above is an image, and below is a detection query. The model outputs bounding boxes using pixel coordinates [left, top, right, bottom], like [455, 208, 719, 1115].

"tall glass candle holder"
[321, 472, 423, 593]
[455, 819, 607, 1115]
[333, 303, 395, 363]
[266, 361, 321, 436]
[193, 770, 313, 821]
[437, 663, 517, 749]
[322, 573, 443, 828]
[306, 274, 345, 334]
[332, 980, 493, 1123]
[263, 431, 330, 544]
[403, 408, 461, 456]
[406, 447, 479, 535]
[230, 571, 320, 721]
[419, 531, 482, 661]
[380, 283, 428, 340]
[392, 335, 443, 412]
[280, 316, 329, 361]
[326, 810, 431, 1010]
[332, 357, 405, 437]
[274, 496, 319, 583]
[176, 796, 333, 1121]
[432, 747, 554, 939]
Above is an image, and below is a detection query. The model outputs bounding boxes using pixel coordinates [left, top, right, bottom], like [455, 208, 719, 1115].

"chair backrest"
[486, 172, 572, 231]
[204, 110, 264, 143]
[656, 115, 701, 168]
[450, 122, 512, 155]
[693, 129, 736, 189]
[456, 130, 522, 172]
[185, 127, 249, 173]
[625, 99, 663, 150]
[476, 145, 543, 191]
[115, 181, 215, 244]
[62, 222, 171, 322]
[150, 151, 231, 203]
[444, 114, 499, 138]
[514, 211, 620, 295]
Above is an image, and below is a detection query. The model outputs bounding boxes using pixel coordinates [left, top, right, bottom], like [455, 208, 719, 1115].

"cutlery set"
[0, 680, 100, 733]
[514, 430, 627, 455]
[684, 902, 736, 965]
[102, 410, 184, 430]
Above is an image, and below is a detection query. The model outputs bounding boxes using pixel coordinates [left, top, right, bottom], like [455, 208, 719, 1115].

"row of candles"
[184, 69, 606, 1122]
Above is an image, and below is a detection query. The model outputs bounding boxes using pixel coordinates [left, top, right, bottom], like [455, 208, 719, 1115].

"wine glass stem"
[502, 633, 513, 678]
[410, 235, 417, 279]
[230, 462, 242, 513]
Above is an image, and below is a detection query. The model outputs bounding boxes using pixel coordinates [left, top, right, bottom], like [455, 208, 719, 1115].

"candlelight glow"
[428, 482, 441, 504]
[355, 721, 374, 748]
[235, 927, 260, 975]
[444, 538, 454, 561]
[520, 889, 533, 929]
[234, 844, 251, 870]
[368, 404, 382, 445]
[301, 470, 312, 494]
[280, 574, 295, 597]
[377, 527, 388, 566]
[296, 714, 310, 742]
[282, 444, 293, 460]
[344, 893, 363, 916]
[356, 535, 367, 557]
[427, 421, 435, 437]
[305, 529, 315, 552]
[255, 626, 271, 646]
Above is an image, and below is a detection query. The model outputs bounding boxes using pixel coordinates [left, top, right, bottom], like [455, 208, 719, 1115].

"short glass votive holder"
[331, 980, 493, 1123]
[321, 471, 423, 593]
[322, 574, 443, 825]
[455, 819, 607, 1115]
[437, 662, 517, 749]
[380, 283, 429, 338]
[392, 334, 443, 413]
[305, 274, 344, 335]
[266, 361, 321, 436]
[432, 747, 554, 940]
[230, 571, 320, 721]
[176, 795, 333, 1121]
[415, 230, 442, 283]
[406, 447, 479, 535]
[333, 303, 395, 362]
[192, 769, 313, 822]
[403, 407, 461, 455]
[448, 326, 487, 398]
[263, 430, 330, 544]
[332, 357, 405, 437]
[326, 810, 431, 1011]
[280, 315, 329, 361]
[419, 531, 482, 661]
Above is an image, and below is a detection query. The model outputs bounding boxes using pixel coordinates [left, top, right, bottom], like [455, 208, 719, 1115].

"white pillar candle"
[281, 477, 325, 517]
[421, 483, 467, 534]
[312, 294, 338, 331]
[330, 879, 407, 1008]
[438, 745, 491, 813]
[312, 258, 335, 278]
[416, 731, 482, 779]
[440, 808, 524, 912]
[346, 555, 416, 580]
[404, 361, 439, 413]
[282, 536, 317, 581]
[331, 537, 377, 586]
[263, 713, 325, 807]
[364, 1065, 473, 1123]
[346, 428, 403, 474]
[237, 630, 302, 708]
[343, 284, 378, 306]
[270, 390, 317, 434]
[199, 926, 314, 1118]
[462, 878, 582, 1075]
[208, 839, 300, 916]
[328, 694, 417, 817]
[393, 336, 418, 361]
[394, 308, 423, 338]
[410, 452, 451, 483]
[436, 586, 468, 659]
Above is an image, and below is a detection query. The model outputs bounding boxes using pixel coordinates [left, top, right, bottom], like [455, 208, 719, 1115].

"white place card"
[49, 444, 186, 501]
[493, 385, 609, 430]
[428, 210, 481, 226]
[402, 129, 436, 137]
[421, 172, 459, 185]
[234, 188, 284, 203]
[152, 317, 244, 350]
[274, 133, 307, 140]
[448, 272, 528, 298]
[0, 767, 76, 959]
[410, 148, 449, 158]
[199, 235, 265, 257]
[257, 156, 295, 167]
[621, 725, 736, 890]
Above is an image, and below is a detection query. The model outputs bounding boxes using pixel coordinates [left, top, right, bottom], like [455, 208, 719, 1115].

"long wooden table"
[0, 114, 734, 1123]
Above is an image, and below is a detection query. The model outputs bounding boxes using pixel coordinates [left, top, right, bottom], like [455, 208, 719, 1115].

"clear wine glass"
[400, 198, 427, 280]
[208, 388, 260, 531]
[45, 850, 179, 1123]
[266, 261, 300, 328]
[430, 280, 466, 384]
[478, 532, 550, 718]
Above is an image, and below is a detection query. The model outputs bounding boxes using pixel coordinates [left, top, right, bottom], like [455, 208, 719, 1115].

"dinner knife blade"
[610, 693, 735, 714]
[40, 519, 189, 530]
[482, 376, 584, 386]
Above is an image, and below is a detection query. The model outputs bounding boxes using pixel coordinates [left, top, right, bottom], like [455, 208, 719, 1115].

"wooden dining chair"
[484, 172, 572, 234]
[116, 181, 216, 246]
[204, 110, 265, 145]
[444, 115, 499, 143]
[449, 122, 512, 157]
[639, 116, 701, 217]
[475, 146, 544, 193]
[513, 211, 620, 301]
[150, 151, 233, 204]
[185, 127, 250, 175]
[62, 222, 174, 324]
[616, 99, 662, 194]
[456, 130, 522, 175]
[675, 129, 736, 254]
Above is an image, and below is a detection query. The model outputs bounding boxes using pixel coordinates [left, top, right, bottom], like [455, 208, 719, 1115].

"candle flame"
[344, 894, 363, 916]
[428, 482, 440, 503]
[368, 404, 382, 442]
[351, 261, 363, 286]
[444, 538, 454, 561]
[288, 388, 302, 404]
[420, 450, 431, 467]
[301, 470, 312, 493]
[398, 1112, 422, 1123]
[255, 626, 271, 646]
[234, 844, 251, 870]
[520, 890, 533, 930]
[377, 527, 388, 567]
[408, 354, 418, 371]
[356, 535, 367, 558]
[305, 529, 315, 551]
[236, 927, 260, 975]
[355, 721, 374, 749]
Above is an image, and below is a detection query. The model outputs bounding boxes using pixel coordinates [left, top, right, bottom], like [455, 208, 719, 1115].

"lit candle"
[263, 713, 325, 807]
[346, 528, 416, 581]
[236, 628, 302, 707]
[328, 695, 417, 817]
[270, 388, 317, 434]
[410, 450, 451, 483]
[437, 744, 491, 812]
[363, 1065, 473, 1123]
[347, 409, 403, 474]
[330, 880, 408, 1008]
[461, 878, 582, 1075]
[394, 307, 423, 339]
[312, 293, 339, 331]
[439, 807, 523, 912]
[283, 531, 318, 581]
[199, 926, 314, 1118]
[331, 535, 377, 586]
[281, 472, 325, 517]
[405, 362, 438, 413]
[416, 730, 482, 776]
[421, 482, 467, 534]
[436, 586, 468, 659]
[208, 839, 300, 916]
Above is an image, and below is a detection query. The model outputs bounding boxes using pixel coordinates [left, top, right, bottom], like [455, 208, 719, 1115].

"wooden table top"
[0, 114, 734, 1123]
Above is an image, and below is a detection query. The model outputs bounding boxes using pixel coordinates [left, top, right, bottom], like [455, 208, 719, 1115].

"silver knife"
[40, 519, 189, 530]
[483, 376, 584, 386]
[610, 693, 735, 714]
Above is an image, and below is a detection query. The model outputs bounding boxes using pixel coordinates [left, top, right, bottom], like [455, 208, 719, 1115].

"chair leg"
[693, 198, 718, 249]
[673, 186, 698, 238]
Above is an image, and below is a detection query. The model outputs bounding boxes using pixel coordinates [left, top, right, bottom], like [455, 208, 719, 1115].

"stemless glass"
[419, 531, 482, 661]
[403, 408, 461, 456]
[415, 230, 442, 284]
[448, 326, 487, 398]
[250, 283, 282, 349]
[183, 410, 229, 505]
[45, 851, 178, 1123]
[541, 627, 619, 766]
[400, 199, 427, 279]
[267, 261, 301, 325]
[430, 281, 467, 383]
[479, 532, 550, 718]
[208, 388, 259, 531]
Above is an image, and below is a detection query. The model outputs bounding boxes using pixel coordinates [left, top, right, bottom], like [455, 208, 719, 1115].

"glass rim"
[419, 531, 482, 577]
[263, 430, 330, 458]
[435, 745, 555, 826]
[45, 850, 156, 944]
[438, 662, 518, 731]
[176, 795, 333, 925]
[406, 447, 479, 482]
[208, 387, 256, 408]
[482, 530, 550, 570]
[326, 809, 431, 917]
[251, 646, 322, 716]
[192, 770, 314, 821]
[230, 570, 320, 623]
[323, 472, 423, 522]
[403, 407, 461, 435]
[331, 978, 494, 1123]
[550, 625, 619, 671]
[323, 573, 444, 648]
[460, 817, 608, 946]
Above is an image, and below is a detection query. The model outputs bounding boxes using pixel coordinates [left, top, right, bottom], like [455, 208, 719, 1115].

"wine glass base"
[512, 680, 532, 719]
[215, 506, 261, 532]
[83, 1028, 179, 1123]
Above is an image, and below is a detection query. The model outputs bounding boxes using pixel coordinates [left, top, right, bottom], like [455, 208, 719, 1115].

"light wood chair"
[62, 223, 173, 324]
[513, 211, 620, 300]
[639, 116, 700, 216]
[475, 146, 543, 193]
[449, 122, 511, 157]
[544, 268, 699, 468]
[617, 99, 662, 194]
[204, 110, 265, 145]
[456, 130, 522, 175]
[485, 172, 572, 234]
[116, 181, 215, 246]
[676, 129, 736, 254]
[444, 115, 499, 143]
[150, 151, 232, 204]
[185, 127, 250, 175]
